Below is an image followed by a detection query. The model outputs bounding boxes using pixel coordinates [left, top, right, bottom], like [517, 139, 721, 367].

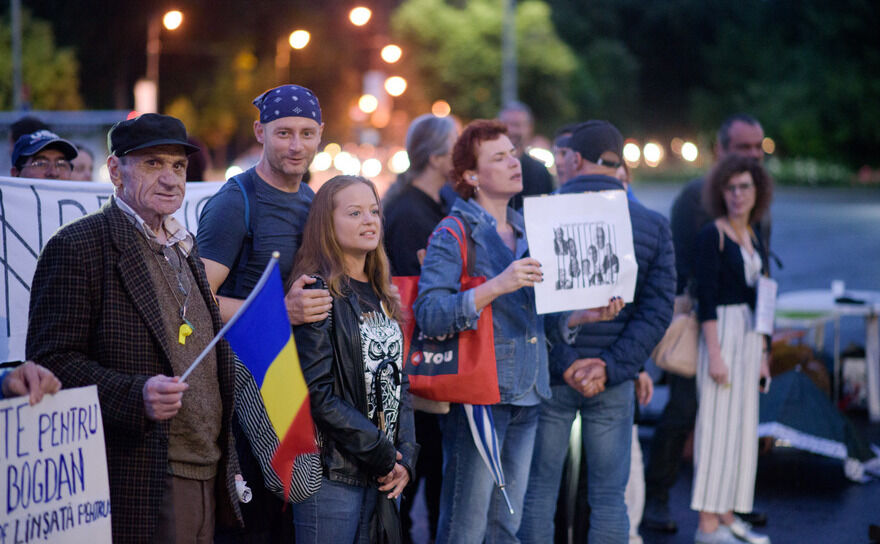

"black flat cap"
[108, 113, 199, 157]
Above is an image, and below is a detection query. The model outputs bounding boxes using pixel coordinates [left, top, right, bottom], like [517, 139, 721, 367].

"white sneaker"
[728, 516, 771, 544]
[695, 525, 740, 544]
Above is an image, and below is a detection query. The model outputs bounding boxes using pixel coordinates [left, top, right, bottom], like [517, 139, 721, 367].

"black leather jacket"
[293, 282, 418, 487]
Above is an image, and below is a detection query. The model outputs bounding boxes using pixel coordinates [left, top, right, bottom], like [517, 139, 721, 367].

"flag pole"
[181, 252, 281, 382]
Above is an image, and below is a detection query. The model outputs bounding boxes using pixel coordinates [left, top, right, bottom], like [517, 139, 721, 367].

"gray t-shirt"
[196, 167, 313, 298]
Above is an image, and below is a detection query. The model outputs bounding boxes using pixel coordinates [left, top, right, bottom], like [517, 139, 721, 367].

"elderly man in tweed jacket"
[27, 114, 242, 543]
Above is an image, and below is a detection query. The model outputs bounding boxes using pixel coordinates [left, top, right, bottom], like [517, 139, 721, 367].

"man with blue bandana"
[198, 84, 331, 323]
[198, 84, 332, 541]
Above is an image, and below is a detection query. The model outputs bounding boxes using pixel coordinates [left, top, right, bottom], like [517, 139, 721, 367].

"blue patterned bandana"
[253, 84, 322, 125]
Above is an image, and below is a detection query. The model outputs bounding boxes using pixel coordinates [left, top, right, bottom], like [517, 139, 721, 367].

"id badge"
[754, 276, 778, 335]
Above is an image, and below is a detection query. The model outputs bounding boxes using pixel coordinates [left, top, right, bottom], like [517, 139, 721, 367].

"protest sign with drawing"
[523, 191, 638, 315]
[0, 385, 111, 544]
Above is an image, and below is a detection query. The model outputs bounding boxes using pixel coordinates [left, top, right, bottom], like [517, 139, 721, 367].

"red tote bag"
[392, 217, 500, 405]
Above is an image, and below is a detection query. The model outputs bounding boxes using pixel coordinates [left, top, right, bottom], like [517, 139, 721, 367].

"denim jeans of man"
[435, 403, 539, 544]
[292, 477, 379, 543]
[644, 373, 696, 514]
[519, 381, 635, 544]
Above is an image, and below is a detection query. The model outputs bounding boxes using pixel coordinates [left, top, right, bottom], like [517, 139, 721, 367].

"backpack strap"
[227, 170, 259, 296]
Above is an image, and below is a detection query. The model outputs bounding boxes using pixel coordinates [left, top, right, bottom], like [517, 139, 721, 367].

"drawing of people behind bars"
[553, 222, 619, 290]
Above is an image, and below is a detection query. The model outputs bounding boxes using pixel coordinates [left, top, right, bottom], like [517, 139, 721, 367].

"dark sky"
[23, 0, 400, 110]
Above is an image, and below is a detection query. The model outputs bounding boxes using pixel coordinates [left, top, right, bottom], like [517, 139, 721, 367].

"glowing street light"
[358, 94, 379, 114]
[431, 100, 451, 118]
[381, 44, 402, 64]
[289, 30, 310, 50]
[362, 158, 383, 178]
[681, 141, 699, 162]
[389, 150, 410, 174]
[384, 76, 407, 97]
[311, 152, 332, 172]
[643, 142, 664, 167]
[623, 142, 641, 164]
[349, 6, 372, 26]
[163, 10, 183, 30]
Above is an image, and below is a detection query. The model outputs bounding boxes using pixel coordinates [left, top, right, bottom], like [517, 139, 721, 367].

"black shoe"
[734, 511, 768, 527]
[641, 517, 678, 533]
[642, 498, 678, 533]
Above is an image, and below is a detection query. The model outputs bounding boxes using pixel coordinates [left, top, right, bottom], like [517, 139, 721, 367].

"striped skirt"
[691, 303, 763, 514]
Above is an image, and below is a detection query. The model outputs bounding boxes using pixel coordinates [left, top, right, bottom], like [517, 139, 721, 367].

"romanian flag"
[222, 255, 316, 500]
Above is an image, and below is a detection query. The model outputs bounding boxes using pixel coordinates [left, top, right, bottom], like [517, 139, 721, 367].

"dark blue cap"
[12, 130, 78, 168]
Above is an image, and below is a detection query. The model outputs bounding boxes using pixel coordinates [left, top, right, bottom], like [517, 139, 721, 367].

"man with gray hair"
[27, 113, 242, 541]
[499, 101, 554, 210]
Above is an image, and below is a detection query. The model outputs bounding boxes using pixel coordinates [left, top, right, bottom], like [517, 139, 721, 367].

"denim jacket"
[413, 198, 551, 404]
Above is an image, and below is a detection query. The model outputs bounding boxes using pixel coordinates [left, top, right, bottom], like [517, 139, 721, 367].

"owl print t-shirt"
[349, 278, 404, 441]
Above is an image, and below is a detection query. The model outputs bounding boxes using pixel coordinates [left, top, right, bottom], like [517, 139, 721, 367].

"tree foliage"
[0, 11, 83, 110]
[391, 0, 578, 129]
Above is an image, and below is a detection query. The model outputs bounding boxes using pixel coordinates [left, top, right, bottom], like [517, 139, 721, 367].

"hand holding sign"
[1, 361, 61, 405]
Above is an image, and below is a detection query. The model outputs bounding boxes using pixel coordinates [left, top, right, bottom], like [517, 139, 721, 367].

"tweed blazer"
[26, 199, 242, 543]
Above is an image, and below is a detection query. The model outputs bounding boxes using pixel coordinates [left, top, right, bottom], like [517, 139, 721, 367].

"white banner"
[0, 177, 223, 362]
[0, 386, 110, 544]
[524, 191, 638, 314]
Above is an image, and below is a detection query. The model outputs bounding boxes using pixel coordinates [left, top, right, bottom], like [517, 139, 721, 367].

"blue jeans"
[519, 381, 635, 544]
[292, 477, 378, 544]
[436, 403, 539, 544]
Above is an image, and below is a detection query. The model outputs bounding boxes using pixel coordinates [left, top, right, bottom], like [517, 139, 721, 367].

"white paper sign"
[0, 177, 223, 362]
[0, 386, 111, 544]
[754, 276, 778, 335]
[524, 191, 638, 314]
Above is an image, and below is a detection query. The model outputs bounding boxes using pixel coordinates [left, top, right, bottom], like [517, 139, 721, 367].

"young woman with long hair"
[290, 175, 417, 543]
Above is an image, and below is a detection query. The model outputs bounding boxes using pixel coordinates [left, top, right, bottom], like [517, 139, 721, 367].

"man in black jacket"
[642, 113, 770, 534]
[520, 120, 675, 543]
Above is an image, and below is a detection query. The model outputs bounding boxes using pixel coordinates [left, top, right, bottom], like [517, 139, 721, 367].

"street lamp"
[289, 30, 310, 49]
[349, 6, 372, 26]
[142, 9, 184, 113]
[384, 76, 407, 97]
[380, 44, 402, 64]
[276, 30, 310, 84]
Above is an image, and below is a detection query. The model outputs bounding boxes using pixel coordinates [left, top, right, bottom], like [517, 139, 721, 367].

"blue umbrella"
[758, 369, 878, 471]
[463, 404, 515, 514]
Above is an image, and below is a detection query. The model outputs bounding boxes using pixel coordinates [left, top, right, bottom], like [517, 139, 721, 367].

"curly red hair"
[451, 120, 509, 200]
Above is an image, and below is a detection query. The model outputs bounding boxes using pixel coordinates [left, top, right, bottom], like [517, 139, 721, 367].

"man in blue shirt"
[197, 84, 331, 323]
[197, 84, 333, 541]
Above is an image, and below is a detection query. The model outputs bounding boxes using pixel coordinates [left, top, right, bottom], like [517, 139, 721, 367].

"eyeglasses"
[724, 181, 754, 194]
[23, 158, 73, 172]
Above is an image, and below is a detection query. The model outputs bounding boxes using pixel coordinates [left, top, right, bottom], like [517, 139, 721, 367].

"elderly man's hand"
[143, 375, 188, 421]
[2, 361, 61, 405]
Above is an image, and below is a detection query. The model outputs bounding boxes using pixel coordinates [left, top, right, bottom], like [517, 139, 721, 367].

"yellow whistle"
[178, 321, 193, 345]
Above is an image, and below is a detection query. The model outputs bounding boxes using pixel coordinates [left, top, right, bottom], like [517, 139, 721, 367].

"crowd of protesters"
[8, 81, 777, 544]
